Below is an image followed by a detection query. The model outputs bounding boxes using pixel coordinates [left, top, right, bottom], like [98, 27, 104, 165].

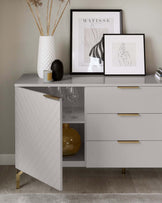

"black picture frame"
[70, 9, 123, 75]
[104, 34, 146, 76]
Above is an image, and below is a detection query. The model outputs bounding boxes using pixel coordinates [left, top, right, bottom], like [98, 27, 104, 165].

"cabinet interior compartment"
[25, 87, 85, 123]
[63, 124, 85, 163]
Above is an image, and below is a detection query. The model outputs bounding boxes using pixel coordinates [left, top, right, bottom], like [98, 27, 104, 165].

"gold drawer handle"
[118, 113, 140, 116]
[117, 86, 140, 89]
[118, 140, 140, 144]
[43, 94, 60, 101]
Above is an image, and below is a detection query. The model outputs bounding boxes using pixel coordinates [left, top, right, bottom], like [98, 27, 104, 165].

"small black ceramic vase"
[51, 59, 64, 81]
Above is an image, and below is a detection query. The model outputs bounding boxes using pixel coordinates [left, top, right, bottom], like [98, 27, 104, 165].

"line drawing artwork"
[89, 32, 104, 64]
[112, 43, 136, 67]
[78, 16, 115, 72]
[118, 43, 132, 66]
[74, 12, 122, 73]
[84, 22, 106, 72]
[89, 23, 104, 64]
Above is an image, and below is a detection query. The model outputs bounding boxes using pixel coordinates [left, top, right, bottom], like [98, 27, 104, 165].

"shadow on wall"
[145, 36, 157, 74]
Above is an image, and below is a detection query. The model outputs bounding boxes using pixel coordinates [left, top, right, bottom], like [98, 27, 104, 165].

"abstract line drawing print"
[89, 37, 104, 65]
[112, 43, 136, 67]
[80, 18, 114, 72]
[88, 22, 104, 65]
[88, 36, 104, 72]
[118, 43, 132, 66]
[84, 22, 108, 72]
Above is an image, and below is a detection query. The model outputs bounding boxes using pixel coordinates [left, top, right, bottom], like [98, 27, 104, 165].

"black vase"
[51, 60, 64, 81]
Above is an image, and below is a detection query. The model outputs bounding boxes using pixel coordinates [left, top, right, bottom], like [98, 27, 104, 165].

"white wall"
[0, 0, 162, 154]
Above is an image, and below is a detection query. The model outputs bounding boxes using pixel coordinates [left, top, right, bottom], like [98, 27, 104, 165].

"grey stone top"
[15, 74, 162, 87]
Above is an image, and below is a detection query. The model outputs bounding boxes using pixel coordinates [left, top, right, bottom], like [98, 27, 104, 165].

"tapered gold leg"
[122, 168, 126, 175]
[16, 170, 23, 189]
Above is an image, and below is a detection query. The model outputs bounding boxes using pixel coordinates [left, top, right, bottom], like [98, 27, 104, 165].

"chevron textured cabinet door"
[15, 87, 62, 191]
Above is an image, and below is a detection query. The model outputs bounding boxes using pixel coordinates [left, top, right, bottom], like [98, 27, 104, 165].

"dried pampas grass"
[29, 0, 42, 7]
[26, 0, 70, 36]
[51, 0, 70, 36]
[47, 0, 53, 35]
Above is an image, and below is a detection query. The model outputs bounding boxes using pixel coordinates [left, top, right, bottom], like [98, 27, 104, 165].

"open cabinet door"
[15, 87, 62, 191]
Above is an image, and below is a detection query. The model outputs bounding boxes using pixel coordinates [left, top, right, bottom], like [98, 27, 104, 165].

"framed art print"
[70, 9, 123, 74]
[104, 34, 146, 76]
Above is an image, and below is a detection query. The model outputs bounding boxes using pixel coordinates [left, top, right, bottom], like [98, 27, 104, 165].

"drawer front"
[86, 141, 162, 168]
[85, 87, 162, 113]
[86, 114, 162, 141]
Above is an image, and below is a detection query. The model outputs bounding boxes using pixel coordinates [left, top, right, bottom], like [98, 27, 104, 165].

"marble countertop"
[15, 74, 162, 87]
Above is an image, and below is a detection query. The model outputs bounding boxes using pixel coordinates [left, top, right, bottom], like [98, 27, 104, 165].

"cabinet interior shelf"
[63, 143, 85, 167]
[63, 107, 85, 123]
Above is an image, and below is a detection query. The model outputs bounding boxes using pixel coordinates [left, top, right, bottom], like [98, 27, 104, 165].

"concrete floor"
[1, 166, 162, 194]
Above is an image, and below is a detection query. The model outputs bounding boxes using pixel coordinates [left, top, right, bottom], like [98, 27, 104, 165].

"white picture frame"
[104, 34, 146, 76]
[70, 10, 123, 74]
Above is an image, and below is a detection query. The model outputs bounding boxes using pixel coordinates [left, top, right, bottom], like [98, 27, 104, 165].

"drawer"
[86, 141, 162, 168]
[85, 87, 162, 113]
[86, 114, 162, 141]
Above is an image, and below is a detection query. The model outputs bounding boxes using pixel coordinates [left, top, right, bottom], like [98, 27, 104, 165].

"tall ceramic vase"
[37, 36, 55, 78]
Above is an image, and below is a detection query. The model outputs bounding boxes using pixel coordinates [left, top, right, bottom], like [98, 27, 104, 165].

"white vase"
[37, 36, 55, 78]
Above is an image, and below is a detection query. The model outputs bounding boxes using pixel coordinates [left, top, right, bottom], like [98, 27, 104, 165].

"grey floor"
[1, 166, 162, 194]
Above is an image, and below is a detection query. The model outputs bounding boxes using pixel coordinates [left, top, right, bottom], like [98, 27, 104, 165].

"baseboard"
[0, 154, 15, 165]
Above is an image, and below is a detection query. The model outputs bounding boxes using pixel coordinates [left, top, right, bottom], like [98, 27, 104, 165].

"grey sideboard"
[15, 74, 162, 191]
